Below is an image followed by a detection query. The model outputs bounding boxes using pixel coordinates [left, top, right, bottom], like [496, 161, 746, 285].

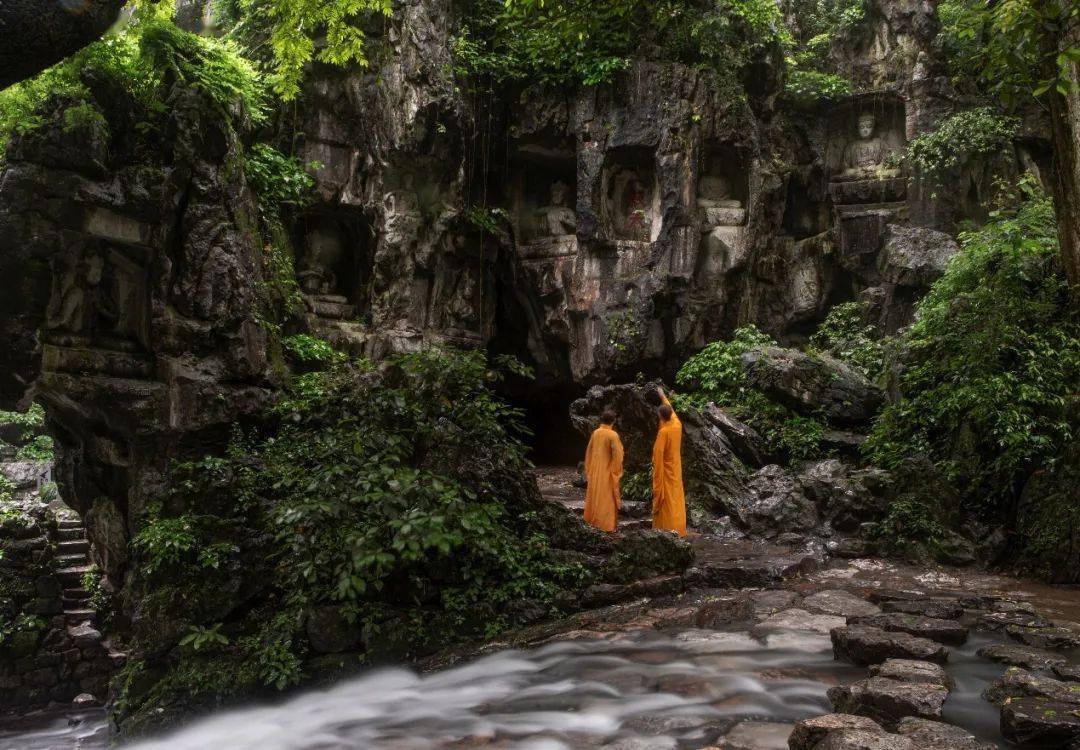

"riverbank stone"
[977, 643, 1066, 670]
[983, 668, 1080, 706]
[870, 659, 953, 689]
[848, 613, 968, 646]
[881, 599, 965, 621]
[1001, 696, 1080, 746]
[831, 626, 949, 665]
[803, 590, 881, 618]
[828, 676, 949, 727]
[787, 713, 885, 750]
[894, 718, 995, 750]
[753, 608, 847, 635]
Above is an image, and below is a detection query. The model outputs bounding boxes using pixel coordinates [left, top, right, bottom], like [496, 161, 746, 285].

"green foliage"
[676, 325, 826, 460]
[782, 69, 851, 105]
[0, 613, 44, 647]
[455, 0, 787, 88]
[867, 181, 1079, 511]
[870, 499, 947, 554]
[135, 348, 588, 678]
[906, 108, 1020, 183]
[809, 302, 886, 379]
[282, 334, 342, 364]
[244, 144, 317, 216]
[0, 476, 14, 508]
[221, 0, 393, 100]
[138, 18, 267, 122]
[936, 0, 1079, 104]
[180, 623, 231, 652]
[0, 404, 53, 461]
[622, 471, 652, 506]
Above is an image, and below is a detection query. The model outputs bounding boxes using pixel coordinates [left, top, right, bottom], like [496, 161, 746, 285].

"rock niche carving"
[603, 149, 657, 243]
[828, 103, 907, 206]
[534, 181, 577, 239]
[698, 150, 748, 228]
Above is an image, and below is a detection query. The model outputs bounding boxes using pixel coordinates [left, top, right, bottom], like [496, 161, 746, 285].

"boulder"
[700, 404, 768, 467]
[827, 677, 948, 727]
[788, 714, 885, 750]
[798, 461, 889, 533]
[877, 225, 958, 288]
[870, 659, 953, 690]
[978, 643, 1067, 671]
[1006, 625, 1080, 651]
[739, 346, 884, 425]
[601, 530, 694, 584]
[727, 465, 818, 538]
[813, 730, 916, 750]
[831, 626, 949, 665]
[802, 590, 881, 618]
[848, 613, 968, 646]
[978, 611, 1052, 631]
[881, 599, 964, 621]
[1055, 665, 1080, 682]
[983, 668, 1080, 706]
[1001, 697, 1080, 746]
[894, 718, 994, 750]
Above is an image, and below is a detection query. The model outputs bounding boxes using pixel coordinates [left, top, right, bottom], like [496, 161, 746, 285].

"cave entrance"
[295, 209, 374, 321]
[502, 383, 587, 467]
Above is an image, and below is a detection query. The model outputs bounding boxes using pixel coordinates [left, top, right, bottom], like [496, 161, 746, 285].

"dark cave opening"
[499, 380, 587, 467]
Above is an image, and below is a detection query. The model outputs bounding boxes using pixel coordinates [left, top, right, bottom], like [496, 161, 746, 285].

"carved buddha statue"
[698, 169, 746, 228]
[838, 113, 898, 181]
[534, 181, 577, 239]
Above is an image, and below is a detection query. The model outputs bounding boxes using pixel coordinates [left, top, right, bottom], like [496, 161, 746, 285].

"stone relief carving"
[698, 165, 747, 228]
[607, 167, 653, 241]
[837, 113, 899, 181]
[46, 248, 144, 344]
[533, 181, 577, 239]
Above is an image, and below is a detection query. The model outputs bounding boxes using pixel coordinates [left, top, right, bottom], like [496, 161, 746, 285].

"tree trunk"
[0, 0, 126, 89]
[1045, 17, 1080, 291]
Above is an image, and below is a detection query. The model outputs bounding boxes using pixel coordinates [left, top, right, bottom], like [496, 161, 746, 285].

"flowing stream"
[0, 626, 1008, 750]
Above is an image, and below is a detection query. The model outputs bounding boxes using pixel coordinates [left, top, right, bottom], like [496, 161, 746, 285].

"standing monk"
[583, 410, 624, 532]
[652, 388, 686, 536]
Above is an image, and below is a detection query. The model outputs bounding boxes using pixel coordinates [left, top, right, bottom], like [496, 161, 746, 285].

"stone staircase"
[54, 516, 97, 627]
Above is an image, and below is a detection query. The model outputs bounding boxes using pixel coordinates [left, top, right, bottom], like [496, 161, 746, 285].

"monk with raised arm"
[583, 409, 624, 532]
[651, 387, 686, 536]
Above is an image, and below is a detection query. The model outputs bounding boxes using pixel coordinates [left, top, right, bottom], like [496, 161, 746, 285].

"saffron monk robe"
[583, 409, 624, 532]
[651, 387, 686, 536]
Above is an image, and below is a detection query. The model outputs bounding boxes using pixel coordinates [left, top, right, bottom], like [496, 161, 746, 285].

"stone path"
[54, 516, 96, 628]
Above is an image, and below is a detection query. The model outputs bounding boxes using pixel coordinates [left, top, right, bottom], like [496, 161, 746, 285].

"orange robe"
[652, 396, 686, 536]
[583, 425, 624, 532]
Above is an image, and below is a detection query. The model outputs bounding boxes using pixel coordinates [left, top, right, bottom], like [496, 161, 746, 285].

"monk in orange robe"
[651, 388, 686, 536]
[583, 409, 624, 532]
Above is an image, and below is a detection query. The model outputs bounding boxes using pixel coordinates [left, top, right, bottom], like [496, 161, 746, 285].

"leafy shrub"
[0, 404, 54, 461]
[867, 182, 1078, 513]
[782, 69, 851, 105]
[676, 325, 826, 460]
[809, 302, 886, 379]
[282, 334, 341, 364]
[870, 499, 947, 556]
[244, 144, 317, 217]
[906, 108, 1019, 184]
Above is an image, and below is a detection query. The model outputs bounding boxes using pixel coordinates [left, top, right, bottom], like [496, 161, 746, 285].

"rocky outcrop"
[740, 347, 884, 425]
[831, 625, 949, 665]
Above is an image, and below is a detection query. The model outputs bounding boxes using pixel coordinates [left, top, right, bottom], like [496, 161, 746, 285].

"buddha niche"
[697, 168, 746, 228]
[620, 175, 651, 240]
[533, 181, 577, 239]
[838, 113, 898, 181]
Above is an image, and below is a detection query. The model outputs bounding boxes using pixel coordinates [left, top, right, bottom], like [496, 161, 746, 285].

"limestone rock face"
[739, 347, 884, 425]
[878, 225, 959, 287]
[727, 465, 819, 538]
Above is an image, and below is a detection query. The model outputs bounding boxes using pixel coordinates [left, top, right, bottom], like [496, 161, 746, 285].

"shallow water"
[0, 626, 1011, 750]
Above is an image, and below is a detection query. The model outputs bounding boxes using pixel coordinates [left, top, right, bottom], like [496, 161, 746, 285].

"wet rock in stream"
[828, 675, 949, 727]
[894, 717, 995, 750]
[977, 643, 1067, 670]
[847, 613, 969, 646]
[803, 590, 882, 618]
[831, 625, 949, 665]
[881, 599, 966, 621]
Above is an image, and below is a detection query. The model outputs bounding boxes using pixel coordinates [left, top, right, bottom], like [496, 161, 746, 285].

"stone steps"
[58, 539, 90, 555]
[64, 609, 97, 626]
[56, 527, 84, 542]
[57, 564, 93, 585]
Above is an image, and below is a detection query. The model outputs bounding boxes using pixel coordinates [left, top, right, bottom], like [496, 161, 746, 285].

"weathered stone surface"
[828, 676, 948, 726]
[983, 668, 1080, 706]
[978, 643, 1067, 671]
[797, 461, 889, 533]
[1001, 697, 1080, 746]
[739, 347, 884, 425]
[751, 589, 802, 617]
[848, 613, 968, 646]
[788, 713, 885, 750]
[881, 599, 964, 621]
[831, 626, 949, 665]
[722, 720, 793, 750]
[602, 530, 695, 584]
[877, 225, 958, 288]
[978, 611, 1053, 631]
[727, 466, 818, 538]
[1006, 625, 1080, 651]
[802, 590, 881, 618]
[870, 659, 952, 689]
[812, 730, 916, 750]
[1055, 664, 1080, 682]
[753, 608, 847, 635]
[894, 717, 994, 750]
